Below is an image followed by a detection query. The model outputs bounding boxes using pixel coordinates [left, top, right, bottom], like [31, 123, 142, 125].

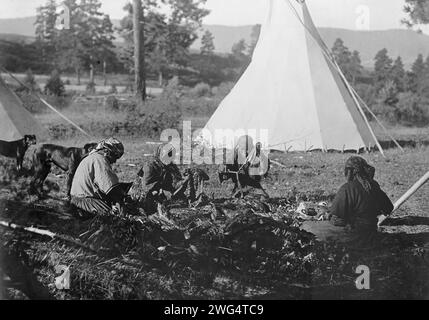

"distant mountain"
[194, 25, 429, 69]
[0, 33, 34, 44]
[1, 16, 429, 69]
[0, 17, 37, 37]
[317, 28, 429, 68]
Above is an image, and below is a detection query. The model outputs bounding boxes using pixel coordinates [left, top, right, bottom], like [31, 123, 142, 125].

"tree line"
[0, 0, 248, 89]
[331, 38, 429, 126]
[1, 0, 428, 124]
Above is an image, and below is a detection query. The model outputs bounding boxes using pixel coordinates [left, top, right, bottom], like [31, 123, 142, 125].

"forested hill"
[1, 16, 429, 68]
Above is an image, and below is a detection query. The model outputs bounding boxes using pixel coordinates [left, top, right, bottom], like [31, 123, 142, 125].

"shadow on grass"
[383, 216, 429, 227]
[0, 248, 54, 300]
[380, 139, 429, 150]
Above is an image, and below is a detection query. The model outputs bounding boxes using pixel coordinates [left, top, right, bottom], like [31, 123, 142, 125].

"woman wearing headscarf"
[248, 142, 270, 180]
[331, 156, 393, 235]
[70, 137, 128, 216]
[130, 143, 182, 214]
[219, 137, 270, 198]
[302, 156, 393, 243]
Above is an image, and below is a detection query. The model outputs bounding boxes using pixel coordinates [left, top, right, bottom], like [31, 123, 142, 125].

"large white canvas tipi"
[0, 75, 45, 142]
[203, 0, 381, 153]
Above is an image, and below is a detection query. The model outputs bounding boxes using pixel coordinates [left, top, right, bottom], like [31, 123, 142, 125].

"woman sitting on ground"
[302, 156, 393, 243]
[219, 138, 270, 198]
[130, 144, 182, 214]
[70, 138, 129, 216]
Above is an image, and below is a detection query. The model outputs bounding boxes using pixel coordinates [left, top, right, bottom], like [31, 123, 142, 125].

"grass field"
[1, 94, 428, 300]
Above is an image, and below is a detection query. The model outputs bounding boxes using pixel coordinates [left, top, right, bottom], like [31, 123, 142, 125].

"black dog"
[0, 135, 37, 171]
[31, 143, 97, 198]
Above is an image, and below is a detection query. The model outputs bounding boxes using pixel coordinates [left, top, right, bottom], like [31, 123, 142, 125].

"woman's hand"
[377, 214, 388, 227]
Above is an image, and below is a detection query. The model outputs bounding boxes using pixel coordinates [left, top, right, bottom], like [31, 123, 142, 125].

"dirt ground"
[1, 131, 428, 300]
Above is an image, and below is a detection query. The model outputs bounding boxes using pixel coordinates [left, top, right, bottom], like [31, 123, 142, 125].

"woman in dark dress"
[129, 144, 182, 214]
[302, 156, 393, 244]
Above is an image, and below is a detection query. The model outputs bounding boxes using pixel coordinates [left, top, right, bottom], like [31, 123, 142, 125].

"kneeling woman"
[70, 138, 128, 216]
[129, 144, 183, 214]
[302, 156, 393, 243]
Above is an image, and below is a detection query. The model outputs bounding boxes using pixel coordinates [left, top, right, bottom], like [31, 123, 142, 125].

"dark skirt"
[301, 220, 378, 245]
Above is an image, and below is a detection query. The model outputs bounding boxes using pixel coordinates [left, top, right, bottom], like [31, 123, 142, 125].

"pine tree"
[231, 39, 247, 58]
[332, 38, 354, 82]
[403, 0, 429, 28]
[349, 50, 363, 85]
[417, 55, 429, 98]
[200, 30, 215, 55]
[391, 56, 406, 93]
[332, 39, 351, 65]
[248, 24, 261, 57]
[34, 0, 58, 69]
[374, 48, 393, 92]
[44, 69, 65, 96]
[118, 0, 209, 85]
[35, 0, 115, 84]
[407, 54, 425, 92]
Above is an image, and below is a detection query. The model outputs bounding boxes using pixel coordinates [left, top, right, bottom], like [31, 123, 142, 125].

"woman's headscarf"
[154, 144, 176, 166]
[94, 137, 124, 160]
[152, 144, 182, 186]
[345, 156, 375, 193]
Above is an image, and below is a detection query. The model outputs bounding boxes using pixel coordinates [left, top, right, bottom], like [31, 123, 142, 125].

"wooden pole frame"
[378, 171, 429, 226]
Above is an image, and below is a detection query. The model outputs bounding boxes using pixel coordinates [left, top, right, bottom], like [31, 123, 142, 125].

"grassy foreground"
[1, 135, 428, 299]
[1, 96, 428, 300]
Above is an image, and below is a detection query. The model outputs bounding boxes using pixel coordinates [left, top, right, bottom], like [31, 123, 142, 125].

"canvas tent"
[202, 0, 383, 154]
[0, 75, 46, 142]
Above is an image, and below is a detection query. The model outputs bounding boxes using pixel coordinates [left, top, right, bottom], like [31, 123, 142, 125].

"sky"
[0, 0, 423, 32]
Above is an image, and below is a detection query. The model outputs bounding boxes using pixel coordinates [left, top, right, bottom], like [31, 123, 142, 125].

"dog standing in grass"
[31, 142, 97, 199]
[0, 135, 37, 171]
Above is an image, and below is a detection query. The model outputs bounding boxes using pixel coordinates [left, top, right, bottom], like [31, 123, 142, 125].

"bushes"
[18, 92, 73, 113]
[104, 96, 119, 111]
[355, 83, 377, 108]
[109, 84, 118, 94]
[124, 78, 182, 138]
[369, 92, 429, 126]
[86, 81, 96, 94]
[190, 82, 211, 97]
[371, 102, 397, 123]
[395, 93, 429, 126]
[44, 70, 65, 96]
[213, 81, 235, 99]
[17, 69, 40, 93]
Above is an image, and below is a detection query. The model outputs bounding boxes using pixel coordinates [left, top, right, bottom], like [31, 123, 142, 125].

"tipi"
[203, 0, 382, 153]
[0, 75, 45, 142]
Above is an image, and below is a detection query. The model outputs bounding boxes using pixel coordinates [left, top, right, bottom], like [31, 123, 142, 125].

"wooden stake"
[0, 221, 94, 252]
[392, 171, 429, 212]
[378, 171, 429, 226]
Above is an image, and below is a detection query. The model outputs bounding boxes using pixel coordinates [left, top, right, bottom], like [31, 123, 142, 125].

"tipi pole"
[378, 171, 429, 226]
[284, 0, 385, 157]
[392, 171, 429, 212]
[1, 67, 92, 139]
[331, 59, 386, 157]
[350, 86, 405, 152]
